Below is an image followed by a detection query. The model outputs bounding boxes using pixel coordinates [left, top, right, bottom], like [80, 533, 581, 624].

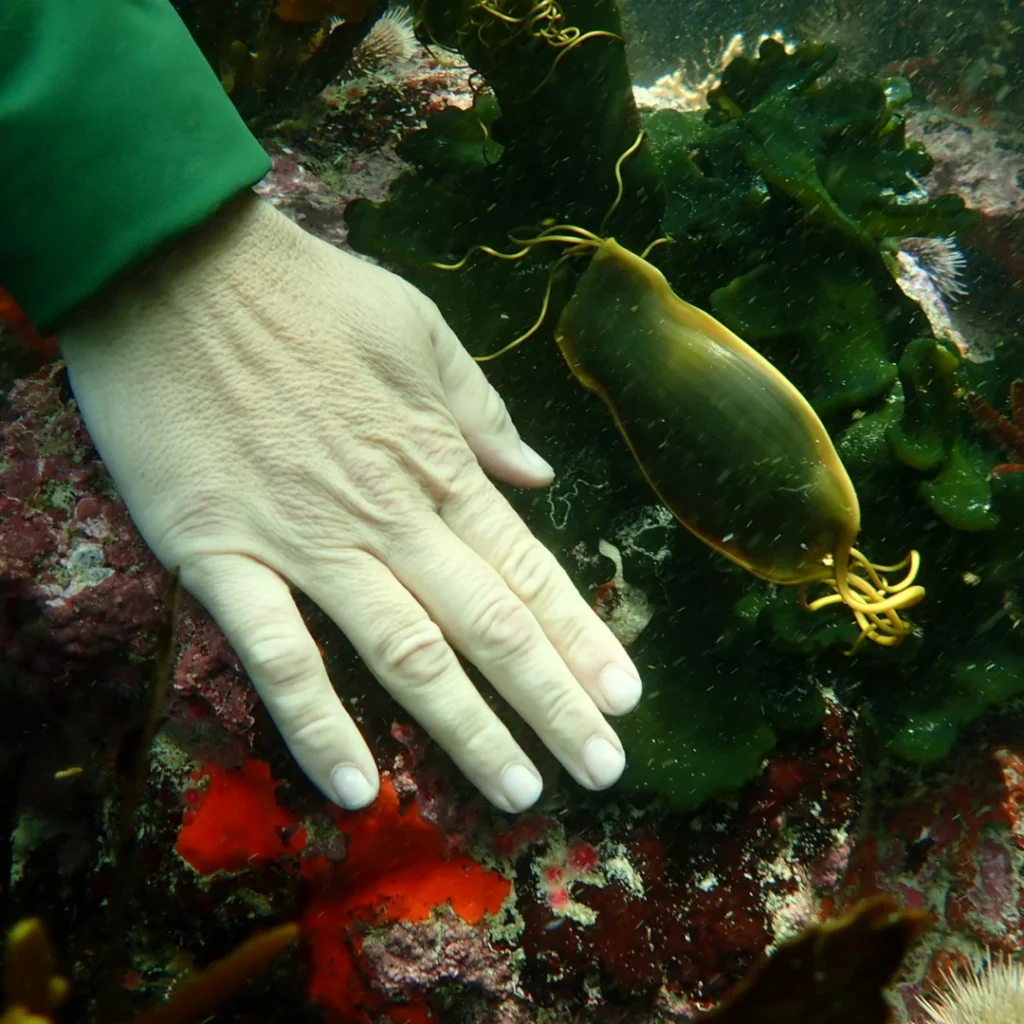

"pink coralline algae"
[255, 148, 362, 251]
[360, 907, 517, 1007]
[0, 363, 255, 738]
[908, 108, 1024, 281]
[837, 735, 1024, 1023]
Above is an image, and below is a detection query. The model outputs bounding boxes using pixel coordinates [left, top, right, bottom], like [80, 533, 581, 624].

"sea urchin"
[918, 951, 1024, 1024]
[353, 6, 416, 74]
[898, 236, 969, 302]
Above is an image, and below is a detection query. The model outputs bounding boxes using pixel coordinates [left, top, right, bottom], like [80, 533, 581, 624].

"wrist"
[59, 191, 291, 344]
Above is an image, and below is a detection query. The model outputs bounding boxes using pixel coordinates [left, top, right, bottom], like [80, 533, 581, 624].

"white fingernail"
[582, 736, 625, 789]
[501, 763, 543, 812]
[599, 664, 642, 714]
[520, 440, 554, 478]
[330, 763, 377, 809]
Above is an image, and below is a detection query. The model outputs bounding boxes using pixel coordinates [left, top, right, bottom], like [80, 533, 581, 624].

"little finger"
[180, 553, 380, 810]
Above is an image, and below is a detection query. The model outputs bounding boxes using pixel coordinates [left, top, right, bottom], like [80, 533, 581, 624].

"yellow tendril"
[800, 546, 924, 649]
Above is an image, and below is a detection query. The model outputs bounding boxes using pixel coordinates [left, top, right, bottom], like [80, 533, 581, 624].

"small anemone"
[918, 950, 1024, 1024]
[898, 236, 969, 302]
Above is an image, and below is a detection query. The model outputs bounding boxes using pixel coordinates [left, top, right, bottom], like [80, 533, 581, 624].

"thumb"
[426, 300, 555, 488]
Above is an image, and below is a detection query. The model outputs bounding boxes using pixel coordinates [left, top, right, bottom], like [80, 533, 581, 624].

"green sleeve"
[0, 0, 272, 332]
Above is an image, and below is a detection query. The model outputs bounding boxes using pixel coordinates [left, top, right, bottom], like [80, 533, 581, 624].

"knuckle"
[480, 385, 514, 437]
[501, 538, 557, 606]
[287, 711, 343, 752]
[468, 592, 536, 662]
[414, 437, 480, 509]
[244, 632, 324, 693]
[536, 682, 589, 735]
[550, 610, 592, 663]
[453, 719, 514, 767]
[375, 619, 452, 688]
[155, 495, 240, 556]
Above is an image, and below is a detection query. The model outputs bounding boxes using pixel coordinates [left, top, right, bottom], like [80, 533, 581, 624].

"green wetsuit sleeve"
[0, 0, 272, 332]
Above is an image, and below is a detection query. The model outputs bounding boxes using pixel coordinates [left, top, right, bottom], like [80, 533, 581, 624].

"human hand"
[59, 193, 642, 813]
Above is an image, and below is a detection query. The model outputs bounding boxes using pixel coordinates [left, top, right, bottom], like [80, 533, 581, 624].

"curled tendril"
[800, 548, 925, 650]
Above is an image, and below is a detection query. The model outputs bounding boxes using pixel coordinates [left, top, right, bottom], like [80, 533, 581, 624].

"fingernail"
[599, 664, 642, 714]
[520, 440, 554, 479]
[330, 763, 377, 809]
[582, 736, 625, 789]
[501, 763, 543, 812]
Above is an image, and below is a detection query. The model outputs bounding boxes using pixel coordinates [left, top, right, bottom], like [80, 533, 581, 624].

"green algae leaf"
[762, 588, 861, 656]
[857, 193, 979, 241]
[919, 440, 999, 532]
[990, 472, 1024, 585]
[887, 651, 1024, 762]
[347, 173, 470, 270]
[706, 38, 838, 122]
[710, 264, 793, 341]
[397, 93, 503, 174]
[888, 338, 962, 472]
[886, 339, 999, 530]
[715, 265, 899, 416]
[741, 118, 874, 251]
[835, 401, 904, 477]
[887, 710, 960, 763]
[728, 585, 861, 657]
[802, 273, 898, 414]
[617, 679, 776, 811]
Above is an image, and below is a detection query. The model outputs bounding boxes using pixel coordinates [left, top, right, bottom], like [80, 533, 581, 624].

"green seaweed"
[888, 337, 999, 529]
[617, 671, 778, 811]
[346, 7, 1024, 808]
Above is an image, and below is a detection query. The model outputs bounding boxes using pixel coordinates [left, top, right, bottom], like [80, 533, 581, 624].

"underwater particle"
[353, 7, 416, 74]
[899, 237, 969, 303]
[918, 951, 1024, 1024]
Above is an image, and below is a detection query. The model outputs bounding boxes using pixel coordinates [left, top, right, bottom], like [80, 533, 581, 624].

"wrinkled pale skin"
[58, 192, 642, 813]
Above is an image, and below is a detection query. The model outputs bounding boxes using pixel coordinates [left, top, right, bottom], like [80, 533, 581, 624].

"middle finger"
[391, 517, 627, 792]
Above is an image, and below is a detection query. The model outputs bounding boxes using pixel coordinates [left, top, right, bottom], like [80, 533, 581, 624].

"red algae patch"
[175, 760, 307, 874]
[174, 760, 511, 1023]
[301, 777, 511, 1023]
